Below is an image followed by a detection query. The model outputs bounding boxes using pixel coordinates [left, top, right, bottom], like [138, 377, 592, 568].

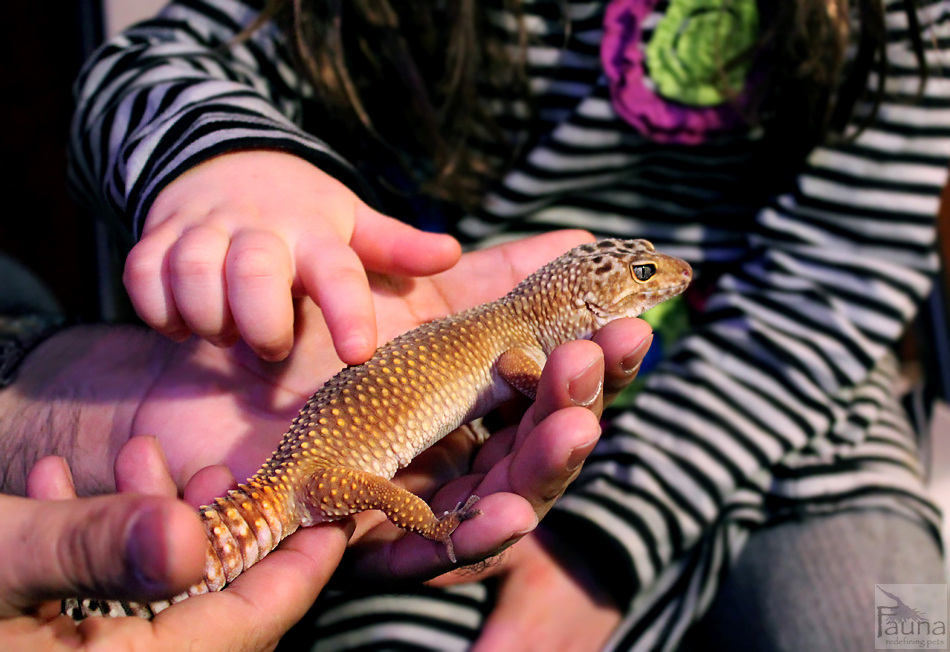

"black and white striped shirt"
[70, 0, 950, 649]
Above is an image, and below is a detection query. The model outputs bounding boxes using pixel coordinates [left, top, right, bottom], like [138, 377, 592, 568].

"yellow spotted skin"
[64, 239, 692, 619]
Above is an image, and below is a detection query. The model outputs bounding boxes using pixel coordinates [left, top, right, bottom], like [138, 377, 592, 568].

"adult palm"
[0, 231, 650, 651]
[7, 230, 650, 580]
[130, 229, 650, 577]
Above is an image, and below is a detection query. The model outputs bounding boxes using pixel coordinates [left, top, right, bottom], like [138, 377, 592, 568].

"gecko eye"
[631, 264, 656, 282]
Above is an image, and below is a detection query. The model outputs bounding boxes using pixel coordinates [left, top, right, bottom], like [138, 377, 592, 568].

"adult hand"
[342, 316, 652, 580]
[1, 230, 652, 583]
[413, 316, 649, 650]
[0, 437, 349, 652]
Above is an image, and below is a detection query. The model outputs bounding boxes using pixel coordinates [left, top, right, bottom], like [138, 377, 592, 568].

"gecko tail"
[61, 589, 195, 620]
[62, 482, 299, 620]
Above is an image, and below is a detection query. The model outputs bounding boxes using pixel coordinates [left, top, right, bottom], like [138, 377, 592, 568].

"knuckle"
[52, 513, 101, 595]
[123, 246, 159, 287]
[171, 238, 224, 280]
[172, 252, 219, 280]
[230, 242, 283, 282]
[319, 261, 367, 290]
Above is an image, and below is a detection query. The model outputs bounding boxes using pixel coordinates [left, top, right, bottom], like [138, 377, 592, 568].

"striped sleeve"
[544, 0, 950, 608]
[68, 0, 372, 240]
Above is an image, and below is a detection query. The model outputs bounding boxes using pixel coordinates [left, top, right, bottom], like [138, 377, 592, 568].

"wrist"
[0, 325, 170, 496]
[534, 524, 624, 613]
[540, 510, 636, 609]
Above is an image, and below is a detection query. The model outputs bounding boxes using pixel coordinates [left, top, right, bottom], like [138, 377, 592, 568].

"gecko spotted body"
[64, 239, 692, 619]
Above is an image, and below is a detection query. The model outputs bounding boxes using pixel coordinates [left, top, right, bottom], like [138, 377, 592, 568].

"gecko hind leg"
[306, 467, 480, 562]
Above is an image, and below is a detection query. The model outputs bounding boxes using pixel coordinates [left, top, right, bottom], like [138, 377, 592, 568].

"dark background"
[0, 3, 101, 319]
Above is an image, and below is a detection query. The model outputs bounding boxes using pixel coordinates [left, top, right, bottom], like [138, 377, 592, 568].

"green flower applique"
[646, 0, 759, 106]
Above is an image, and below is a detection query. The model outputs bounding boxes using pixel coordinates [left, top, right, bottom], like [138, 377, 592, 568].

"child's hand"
[123, 150, 461, 364]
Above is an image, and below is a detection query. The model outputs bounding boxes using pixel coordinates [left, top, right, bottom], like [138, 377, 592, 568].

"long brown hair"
[253, 0, 927, 209]
[251, 0, 530, 209]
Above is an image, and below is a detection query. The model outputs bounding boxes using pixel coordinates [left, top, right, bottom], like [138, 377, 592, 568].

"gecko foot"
[450, 495, 481, 522]
[438, 495, 481, 563]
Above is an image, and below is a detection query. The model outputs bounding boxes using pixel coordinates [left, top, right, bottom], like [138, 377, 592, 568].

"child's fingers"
[351, 205, 461, 275]
[167, 224, 237, 347]
[124, 232, 189, 341]
[296, 233, 377, 365]
[226, 229, 295, 362]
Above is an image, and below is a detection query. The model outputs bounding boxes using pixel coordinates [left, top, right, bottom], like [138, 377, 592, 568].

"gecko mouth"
[612, 279, 691, 304]
[583, 275, 691, 324]
[593, 280, 692, 321]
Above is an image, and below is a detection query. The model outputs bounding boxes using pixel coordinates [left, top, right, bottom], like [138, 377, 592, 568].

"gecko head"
[562, 239, 693, 329]
[510, 238, 693, 349]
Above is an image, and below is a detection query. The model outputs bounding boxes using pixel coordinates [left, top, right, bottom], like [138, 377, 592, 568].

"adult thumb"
[0, 493, 206, 617]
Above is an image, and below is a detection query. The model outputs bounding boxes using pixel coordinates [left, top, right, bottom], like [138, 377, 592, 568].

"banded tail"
[62, 481, 299, 619]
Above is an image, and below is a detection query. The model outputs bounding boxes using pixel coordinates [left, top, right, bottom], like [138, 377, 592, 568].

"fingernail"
[569, 359, 603, 407]
[167, 330, 190, 344]
[342, 335, 373, 364]
[126, 506, 168, 592]
[621, 334, 654, 374]
[566, 436, 598, 473]
[498, 520, 538, 553]
[261, 348, 290, 363]
[58, 457, 75, 493]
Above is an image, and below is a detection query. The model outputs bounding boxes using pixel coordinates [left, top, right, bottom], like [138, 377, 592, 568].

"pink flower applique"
[601, 0, 760, 145]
